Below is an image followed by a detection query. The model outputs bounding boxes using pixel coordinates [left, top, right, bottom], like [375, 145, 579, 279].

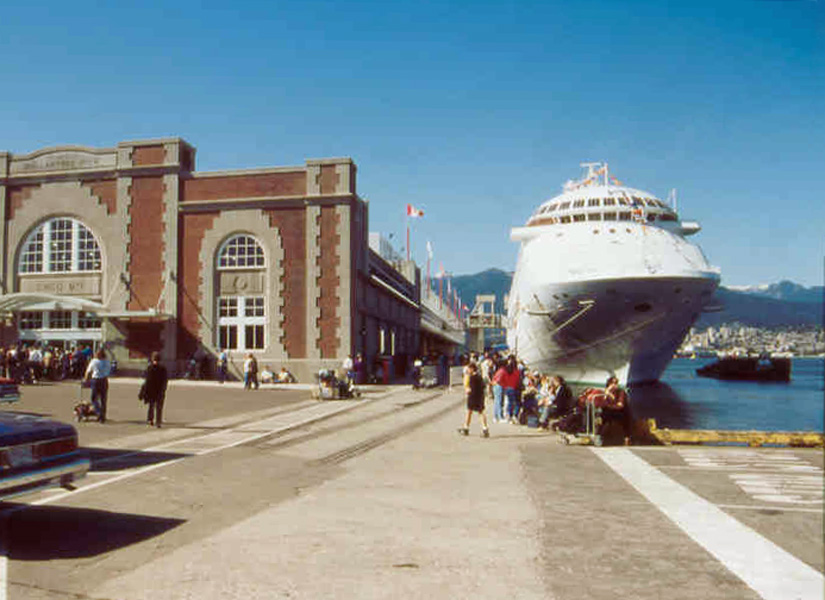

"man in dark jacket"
[143, 352, 169, 428]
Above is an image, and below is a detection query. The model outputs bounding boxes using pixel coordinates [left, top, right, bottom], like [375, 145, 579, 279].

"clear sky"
[2, 0, 823, 287]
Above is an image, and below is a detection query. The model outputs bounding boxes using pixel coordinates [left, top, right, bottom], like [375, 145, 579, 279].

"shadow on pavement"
[3, 504, 185, 560]
[84, 447, 191, 472]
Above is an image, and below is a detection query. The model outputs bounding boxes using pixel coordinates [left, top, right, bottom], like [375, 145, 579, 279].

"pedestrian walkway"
[89, 385, 822, 600]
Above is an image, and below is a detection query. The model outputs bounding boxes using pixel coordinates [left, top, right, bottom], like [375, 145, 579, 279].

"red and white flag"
[406, 204, 424, 218]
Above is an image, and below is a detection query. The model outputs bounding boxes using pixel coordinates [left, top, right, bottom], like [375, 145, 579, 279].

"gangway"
[466, 294, 504, 353]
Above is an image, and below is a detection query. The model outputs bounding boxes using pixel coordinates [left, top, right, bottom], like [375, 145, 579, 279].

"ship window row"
[535, 197, 671, 216]
[530, 211, 681, 225]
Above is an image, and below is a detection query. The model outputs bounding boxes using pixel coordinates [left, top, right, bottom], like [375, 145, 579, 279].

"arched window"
[216, 234, 266, 351]
[19, 217, 102, 273]
[217, 234, 265, 269]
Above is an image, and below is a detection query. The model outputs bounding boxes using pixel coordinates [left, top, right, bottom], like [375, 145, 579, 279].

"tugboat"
[696, 354, 791, 382]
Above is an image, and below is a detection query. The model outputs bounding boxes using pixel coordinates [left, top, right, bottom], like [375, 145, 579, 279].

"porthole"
[634, 302, 652, 313]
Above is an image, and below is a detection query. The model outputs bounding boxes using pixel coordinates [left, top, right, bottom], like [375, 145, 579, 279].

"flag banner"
[426, 240, 433, 259]
[406, 204, 424, 218]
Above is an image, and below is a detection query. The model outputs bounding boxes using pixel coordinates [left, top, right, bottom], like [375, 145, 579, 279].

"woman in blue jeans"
[491, 356, 520, 423]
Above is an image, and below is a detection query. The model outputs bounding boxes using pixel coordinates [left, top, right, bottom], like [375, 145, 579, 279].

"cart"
[561, 398, 603, 446]
[312, 369, 361, 400]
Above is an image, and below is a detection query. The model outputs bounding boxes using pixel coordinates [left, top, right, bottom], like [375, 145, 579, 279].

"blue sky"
[2, 0, 823, 287]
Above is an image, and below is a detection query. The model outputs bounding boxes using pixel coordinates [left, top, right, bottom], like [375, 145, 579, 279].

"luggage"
[73, 381, 98, 422]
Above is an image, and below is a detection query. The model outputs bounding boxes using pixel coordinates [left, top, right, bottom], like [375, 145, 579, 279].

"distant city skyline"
[2, 0, 823, 287]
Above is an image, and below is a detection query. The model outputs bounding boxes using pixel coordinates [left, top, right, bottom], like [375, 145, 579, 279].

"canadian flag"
[406, 204, 424, 218]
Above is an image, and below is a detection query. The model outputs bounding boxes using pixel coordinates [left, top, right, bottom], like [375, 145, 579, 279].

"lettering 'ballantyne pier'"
[0, 138, 463, 380]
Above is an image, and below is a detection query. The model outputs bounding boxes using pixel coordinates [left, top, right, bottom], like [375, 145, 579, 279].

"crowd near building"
[0, 138, 465, 383]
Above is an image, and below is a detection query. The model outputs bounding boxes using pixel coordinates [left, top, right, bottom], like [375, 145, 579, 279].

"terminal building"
[0, 137, 464, 381]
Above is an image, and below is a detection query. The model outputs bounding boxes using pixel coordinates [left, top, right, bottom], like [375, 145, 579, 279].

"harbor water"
[628, 357, 824, 433]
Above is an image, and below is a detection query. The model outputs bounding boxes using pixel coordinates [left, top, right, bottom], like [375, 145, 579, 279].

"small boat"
[696, 355, 791, 382]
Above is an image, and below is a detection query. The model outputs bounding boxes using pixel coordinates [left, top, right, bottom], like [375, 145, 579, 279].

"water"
[628, 358, 824, 433]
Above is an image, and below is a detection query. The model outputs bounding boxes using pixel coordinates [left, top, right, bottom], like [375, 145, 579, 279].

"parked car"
[0, 377, 21, 403]
[0, 379, 89, 500]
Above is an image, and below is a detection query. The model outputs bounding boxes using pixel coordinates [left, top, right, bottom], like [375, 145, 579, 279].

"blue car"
[0, 379, 90, 500]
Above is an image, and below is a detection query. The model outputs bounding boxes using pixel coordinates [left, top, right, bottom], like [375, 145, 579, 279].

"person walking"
[143, 352, 169, 428]
[342, 354, 355, 386]
[243, 353, 259, 390]
[217, 348, 229, 383]
[84, 348, 112, 423]
[458, 362, 489, 437]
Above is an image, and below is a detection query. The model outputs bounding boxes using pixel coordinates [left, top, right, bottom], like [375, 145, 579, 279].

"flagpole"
[426, 240, 433, 300]
[438, 264, 443, 310]
[406, 222, 410, 261]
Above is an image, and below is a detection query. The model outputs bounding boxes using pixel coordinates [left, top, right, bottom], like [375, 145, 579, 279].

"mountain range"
[449, 270, 823, 329]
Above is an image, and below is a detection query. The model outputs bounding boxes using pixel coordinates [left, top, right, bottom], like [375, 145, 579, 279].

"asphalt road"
[1, 379, 822, 599]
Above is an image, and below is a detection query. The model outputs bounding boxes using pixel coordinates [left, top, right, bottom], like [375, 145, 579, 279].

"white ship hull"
[507, 178, 720, 386]
[507, 275, 718, 385]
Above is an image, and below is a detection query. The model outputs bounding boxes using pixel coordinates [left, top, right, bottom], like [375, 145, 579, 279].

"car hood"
[0, 412, 78, 447]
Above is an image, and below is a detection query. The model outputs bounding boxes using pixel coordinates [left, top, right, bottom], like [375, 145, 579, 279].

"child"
[458, 362, 490, 438]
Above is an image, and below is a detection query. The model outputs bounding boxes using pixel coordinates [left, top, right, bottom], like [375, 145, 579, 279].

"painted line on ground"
[715, 503, 823, 515]
[593, 448, 823, 600]
[4, 395, 389, 514]
[0, 395, 390, 600]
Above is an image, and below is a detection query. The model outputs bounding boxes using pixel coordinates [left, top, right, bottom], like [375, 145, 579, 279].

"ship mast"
[579, 162, 601, 187]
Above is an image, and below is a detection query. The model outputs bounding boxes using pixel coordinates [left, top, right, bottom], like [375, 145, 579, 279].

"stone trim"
[306, 164, 321, 196]
[187, 166, 306, 178]
[160, 172, 179, 360]
[7, 181, 127, 306]
[196, 210, 286, 358]
[0, 185, 7, 294]
[336, 204, 352, 356]
[336, 162, 353, 196]
[114, 177, 132, 309]
[305, 205, 321, 359]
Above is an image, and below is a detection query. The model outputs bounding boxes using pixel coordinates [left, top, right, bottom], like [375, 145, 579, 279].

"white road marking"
[594, 448, 823, 600]
[24, 398, 367, 509]
[715, 503, 824, 514]
[676, 448, 824, 506]
[0, 395, 386, 599]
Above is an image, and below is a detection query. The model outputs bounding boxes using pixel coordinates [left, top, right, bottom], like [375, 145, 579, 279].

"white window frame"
[217, 235, 265, 269]
[19, 218, 102, 274]
[217, 296, 265, 351]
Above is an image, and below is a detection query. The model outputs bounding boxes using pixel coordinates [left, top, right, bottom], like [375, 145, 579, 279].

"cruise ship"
[506, 163, 721, 385]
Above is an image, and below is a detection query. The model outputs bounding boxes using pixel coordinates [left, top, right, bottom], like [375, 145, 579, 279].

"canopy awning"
[0, 293, 170, 320]
[0, 293, 108, 314]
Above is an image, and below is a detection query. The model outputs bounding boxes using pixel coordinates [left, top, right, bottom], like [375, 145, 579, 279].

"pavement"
[2, 378, 823, 599]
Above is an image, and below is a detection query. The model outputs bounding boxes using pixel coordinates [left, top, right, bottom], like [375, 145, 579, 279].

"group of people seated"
[260, 365, 297, 384]
[519, 372, 634, 445]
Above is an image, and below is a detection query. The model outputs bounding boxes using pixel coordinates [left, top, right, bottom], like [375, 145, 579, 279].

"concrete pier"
[2, 380, 822, 599]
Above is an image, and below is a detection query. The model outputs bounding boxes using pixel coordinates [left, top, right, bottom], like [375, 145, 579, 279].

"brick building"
[0, 137, 427, 381]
